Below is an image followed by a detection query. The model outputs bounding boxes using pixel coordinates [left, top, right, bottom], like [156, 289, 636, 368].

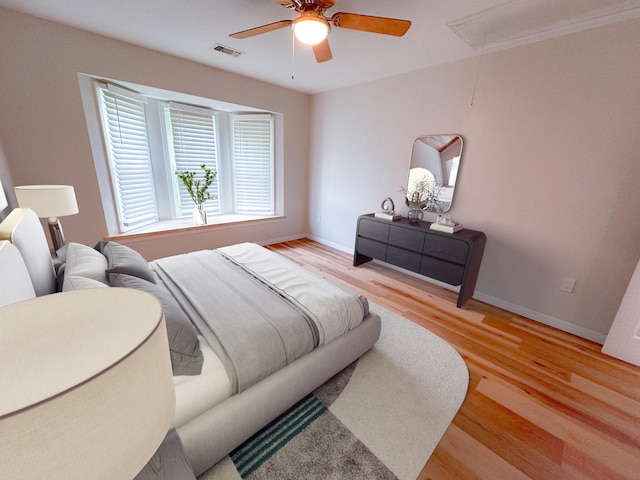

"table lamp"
[0, 288, 175, 480]
[14, 185, 79, 251]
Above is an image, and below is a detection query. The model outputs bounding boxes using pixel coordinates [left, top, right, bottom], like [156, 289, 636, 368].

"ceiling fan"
[229, 0, 411, 63]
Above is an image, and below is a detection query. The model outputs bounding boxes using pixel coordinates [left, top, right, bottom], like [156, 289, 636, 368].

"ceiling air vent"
[211, 44, 245, 58]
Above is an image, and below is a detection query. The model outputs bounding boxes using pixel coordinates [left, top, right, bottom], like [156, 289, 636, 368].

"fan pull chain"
[291, 28, 296, 80]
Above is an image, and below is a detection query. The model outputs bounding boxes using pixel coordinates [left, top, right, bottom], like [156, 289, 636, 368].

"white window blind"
[231, 114, 274, 214]
[98, 87, 158, 231]
[91, 79, 277, 234]
[168, 107, 220, 217]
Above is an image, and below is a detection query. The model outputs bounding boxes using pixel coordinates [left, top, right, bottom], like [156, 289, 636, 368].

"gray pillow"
[99, 241, 157, 284]
[109, 273, 204, 376]
[62, 242, 110, 292]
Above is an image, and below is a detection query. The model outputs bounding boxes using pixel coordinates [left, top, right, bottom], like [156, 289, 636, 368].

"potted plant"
[175, 164, 217, 225]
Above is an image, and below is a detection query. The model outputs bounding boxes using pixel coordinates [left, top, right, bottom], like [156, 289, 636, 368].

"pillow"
[62, 242, 109, 292]
[99, 241, 157, 284]
[63, 275, 110, 292]
[109, 272, 204, 376]
[55, 243, 70, 263]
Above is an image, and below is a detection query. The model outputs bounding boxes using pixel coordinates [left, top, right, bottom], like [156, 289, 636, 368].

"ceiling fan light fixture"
[293, 14, 329, 45]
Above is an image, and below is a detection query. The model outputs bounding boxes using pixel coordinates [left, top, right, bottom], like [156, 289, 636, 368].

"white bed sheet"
[172, 335, 232, 429]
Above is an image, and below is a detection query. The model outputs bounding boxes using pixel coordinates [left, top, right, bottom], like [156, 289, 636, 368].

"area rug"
[198, 303, 469, 480]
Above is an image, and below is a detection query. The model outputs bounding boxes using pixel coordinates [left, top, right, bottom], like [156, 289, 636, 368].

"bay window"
[90, 79, 276, 234]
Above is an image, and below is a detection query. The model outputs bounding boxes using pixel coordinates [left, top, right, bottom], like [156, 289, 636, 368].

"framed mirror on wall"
[405, 134, 463, 213]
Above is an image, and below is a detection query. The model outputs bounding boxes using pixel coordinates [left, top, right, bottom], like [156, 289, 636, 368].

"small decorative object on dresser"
[353, 214, 486, 307]
[375, 197, 401, 221]
[407, 206, 424, 223]
[430, 215, 462, 233]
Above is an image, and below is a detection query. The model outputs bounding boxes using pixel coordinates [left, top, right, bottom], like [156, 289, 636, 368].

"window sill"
[105, 214, 284, 241]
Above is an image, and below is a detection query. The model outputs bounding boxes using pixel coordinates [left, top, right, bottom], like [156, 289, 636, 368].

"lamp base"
[47, 217, 66, 252]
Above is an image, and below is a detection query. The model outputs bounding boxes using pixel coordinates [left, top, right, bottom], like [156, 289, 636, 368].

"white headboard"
[0, 241, 36, 307]
[0, 208, 56, 297]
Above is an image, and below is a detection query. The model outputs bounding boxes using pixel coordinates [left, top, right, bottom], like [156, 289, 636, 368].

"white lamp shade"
[0, 180, 7, 212]
[0, 288, 175, 480]
[293, 15, 329, 45]
[14, 185, 79, 218]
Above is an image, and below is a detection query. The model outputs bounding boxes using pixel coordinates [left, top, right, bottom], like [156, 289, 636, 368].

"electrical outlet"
[316, 215, 322, 223]
[560, 277, 576, 293]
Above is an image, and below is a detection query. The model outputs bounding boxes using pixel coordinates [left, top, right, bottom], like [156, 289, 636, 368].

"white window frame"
[79, 74, 282, 236]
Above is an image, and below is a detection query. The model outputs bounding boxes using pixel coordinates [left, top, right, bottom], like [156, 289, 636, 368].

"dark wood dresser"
[353, 214, 486, 307]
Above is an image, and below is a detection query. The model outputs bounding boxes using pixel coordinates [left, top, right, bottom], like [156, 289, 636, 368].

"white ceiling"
[2, 0, 639, 94]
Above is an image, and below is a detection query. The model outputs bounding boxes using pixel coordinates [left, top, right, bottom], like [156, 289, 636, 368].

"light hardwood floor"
[266, 238, 640, 480]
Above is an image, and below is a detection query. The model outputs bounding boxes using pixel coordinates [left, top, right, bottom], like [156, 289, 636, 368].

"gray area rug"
[198, 303, 468, 480]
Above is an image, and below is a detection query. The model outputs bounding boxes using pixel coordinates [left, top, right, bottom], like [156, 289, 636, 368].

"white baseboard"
[308, 236, 607, 345]
[473, 292, 606, 344]
[259, 233, 307, 246]
[306, 234, 353, 253]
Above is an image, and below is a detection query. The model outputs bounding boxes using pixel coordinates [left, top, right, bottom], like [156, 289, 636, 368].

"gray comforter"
[153, 243, 367, 393]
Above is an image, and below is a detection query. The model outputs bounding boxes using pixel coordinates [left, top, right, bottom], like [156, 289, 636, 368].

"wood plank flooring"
[266, 238, 640, 480]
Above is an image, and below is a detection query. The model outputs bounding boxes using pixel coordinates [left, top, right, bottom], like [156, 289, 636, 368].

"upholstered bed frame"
[0, 208, 381, 476]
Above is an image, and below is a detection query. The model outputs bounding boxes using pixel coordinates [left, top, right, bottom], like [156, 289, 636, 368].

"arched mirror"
[405, 134, 463, 213]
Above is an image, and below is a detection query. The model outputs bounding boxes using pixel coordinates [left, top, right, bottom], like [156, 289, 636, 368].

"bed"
[0, 208, 381, 477]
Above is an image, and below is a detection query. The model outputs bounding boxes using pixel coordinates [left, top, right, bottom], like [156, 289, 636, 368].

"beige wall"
[2, 7, 640, 341]
[0, 8, 310, 260]
[308, 18, 640, 340]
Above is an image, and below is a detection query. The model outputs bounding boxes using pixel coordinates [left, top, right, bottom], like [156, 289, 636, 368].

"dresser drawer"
[358, 218, 390, 243]
[386, 246, 422, 273]
[423, 235, 469, 264]
[388, 226, 425, 253]
[420, 256, 464, 285]
[357, 237, 387, 261]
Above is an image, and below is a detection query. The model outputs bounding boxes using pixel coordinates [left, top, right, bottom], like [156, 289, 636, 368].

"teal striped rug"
[223, 358, 397, 480]
[230, 394, 327, 478]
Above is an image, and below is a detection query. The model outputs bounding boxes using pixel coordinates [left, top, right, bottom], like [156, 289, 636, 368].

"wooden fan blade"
[313, 38, 333, 63]
[229, 20, 292, 39]
[331, 12, 411, 36]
